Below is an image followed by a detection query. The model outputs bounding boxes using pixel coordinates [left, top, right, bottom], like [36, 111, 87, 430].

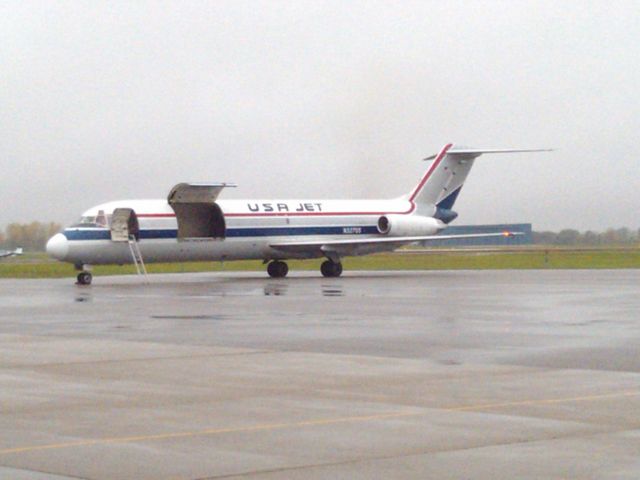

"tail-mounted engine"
[377, 214, 441, 237]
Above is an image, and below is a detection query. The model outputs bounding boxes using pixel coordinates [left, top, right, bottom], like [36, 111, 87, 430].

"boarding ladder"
[127, 235, 149, 281]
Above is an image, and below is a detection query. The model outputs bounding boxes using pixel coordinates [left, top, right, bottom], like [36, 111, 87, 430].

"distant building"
[424, 223, 533, 247]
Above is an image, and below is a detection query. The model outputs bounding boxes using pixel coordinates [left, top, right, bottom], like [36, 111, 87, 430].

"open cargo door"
[110, 208, 140, 242]
[168, 183, 236, 240]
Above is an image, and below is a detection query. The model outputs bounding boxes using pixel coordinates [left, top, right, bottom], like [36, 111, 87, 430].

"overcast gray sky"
[2, 0, 638, 231]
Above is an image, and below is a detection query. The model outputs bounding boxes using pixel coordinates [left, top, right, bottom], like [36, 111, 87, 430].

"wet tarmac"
[0, 270, 639, 479]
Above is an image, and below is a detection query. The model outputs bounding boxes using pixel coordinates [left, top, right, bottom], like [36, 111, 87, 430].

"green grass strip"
[1, 249, 638, 279]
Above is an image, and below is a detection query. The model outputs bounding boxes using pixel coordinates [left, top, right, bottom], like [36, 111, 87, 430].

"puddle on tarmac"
[151, 314, 233, 321]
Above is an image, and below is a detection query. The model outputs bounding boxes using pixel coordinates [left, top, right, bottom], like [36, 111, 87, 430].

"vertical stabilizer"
[409, 144, 475, 223]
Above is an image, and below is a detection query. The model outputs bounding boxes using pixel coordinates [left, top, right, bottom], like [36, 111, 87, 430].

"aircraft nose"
[46, 233, 68, 260]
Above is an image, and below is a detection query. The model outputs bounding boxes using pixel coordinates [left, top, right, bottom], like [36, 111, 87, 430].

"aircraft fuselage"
[47, 198, 440, 266]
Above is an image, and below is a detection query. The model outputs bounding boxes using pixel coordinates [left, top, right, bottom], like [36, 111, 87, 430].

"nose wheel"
[76, 271, 93, 285]
[267, 261, 289, 278]
[321, 260, 343, 278]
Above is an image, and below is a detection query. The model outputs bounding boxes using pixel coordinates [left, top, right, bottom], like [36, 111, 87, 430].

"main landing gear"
[267, 260, 289, 278]
[320, 260, 343, 278]
[266, 259, 343, 278]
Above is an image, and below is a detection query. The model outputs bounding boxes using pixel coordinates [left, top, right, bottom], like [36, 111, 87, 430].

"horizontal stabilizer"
[424, 148, 552, 161]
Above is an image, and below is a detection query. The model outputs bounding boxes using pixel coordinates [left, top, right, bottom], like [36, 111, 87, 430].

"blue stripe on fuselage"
[63, 225, 379, 241]
[227, 226, 379, 237]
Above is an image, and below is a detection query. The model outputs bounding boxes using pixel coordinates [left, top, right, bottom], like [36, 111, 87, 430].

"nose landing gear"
[75, 264, 93, 285]
[267, 260, 289, 278]
[320, 260, 343, 278]
[76, 271, 93, 285]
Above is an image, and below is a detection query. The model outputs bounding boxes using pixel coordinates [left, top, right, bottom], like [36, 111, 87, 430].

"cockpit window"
[71, 211, 111, 228]
[71, 216, 97, 227]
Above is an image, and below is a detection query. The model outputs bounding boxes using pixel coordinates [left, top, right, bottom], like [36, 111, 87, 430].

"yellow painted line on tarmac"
[1, 390, 638, 456]
[446, 389, 640, 412]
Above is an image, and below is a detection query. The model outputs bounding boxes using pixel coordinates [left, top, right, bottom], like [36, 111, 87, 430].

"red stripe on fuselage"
[224, 207, 415, 217]
[137, 205, 416, 219]
[134, 146, 453, 221]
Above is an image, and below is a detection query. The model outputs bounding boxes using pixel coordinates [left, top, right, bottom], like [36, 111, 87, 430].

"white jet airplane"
[0, 247, 23, 259]
[46, 144, 549, 284]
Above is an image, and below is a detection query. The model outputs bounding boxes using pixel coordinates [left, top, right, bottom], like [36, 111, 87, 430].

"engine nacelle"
[377, 215, 441, 237]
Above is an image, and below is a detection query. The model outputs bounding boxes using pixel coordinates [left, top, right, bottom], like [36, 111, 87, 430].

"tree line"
[0, 222, 62, 252]
[532, 228, 639, 245]
[0, 222, 638, 252]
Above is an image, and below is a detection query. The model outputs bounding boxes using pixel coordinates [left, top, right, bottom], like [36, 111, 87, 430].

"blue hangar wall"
[426, 223, 533, 247]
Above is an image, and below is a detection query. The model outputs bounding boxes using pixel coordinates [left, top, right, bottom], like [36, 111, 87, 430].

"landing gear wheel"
[321, 260, 343, 278]
[267, 261, 289, 278]
[76, 272, 92, 285]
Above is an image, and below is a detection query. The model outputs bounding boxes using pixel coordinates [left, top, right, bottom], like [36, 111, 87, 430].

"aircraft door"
[168, 183, 235, 240]
[170, 203, 226, 239]
[110, 208, 140, 242]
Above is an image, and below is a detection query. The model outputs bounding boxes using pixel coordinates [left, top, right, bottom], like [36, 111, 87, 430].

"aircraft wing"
[270, 232, 522, 258]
